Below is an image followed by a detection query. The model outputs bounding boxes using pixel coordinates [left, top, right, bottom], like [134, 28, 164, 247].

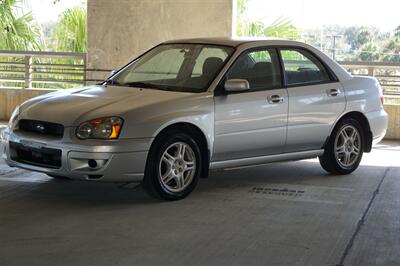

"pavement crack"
[335, 166, 391, 266]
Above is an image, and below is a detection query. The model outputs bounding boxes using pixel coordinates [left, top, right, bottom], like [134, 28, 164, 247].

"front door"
[213, 48, 288, 162]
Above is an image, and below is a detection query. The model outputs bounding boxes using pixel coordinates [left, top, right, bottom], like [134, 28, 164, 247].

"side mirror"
[224, 79, 250, 92]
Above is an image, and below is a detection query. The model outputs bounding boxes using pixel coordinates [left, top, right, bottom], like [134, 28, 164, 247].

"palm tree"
[236, 0, 299, 39]
[0, 0, 43, 50]
[52, 6, 87, 52]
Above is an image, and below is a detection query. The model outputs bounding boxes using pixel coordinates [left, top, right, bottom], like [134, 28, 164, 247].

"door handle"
[267, 94, 284, 104]
[327, 88, 340, 97]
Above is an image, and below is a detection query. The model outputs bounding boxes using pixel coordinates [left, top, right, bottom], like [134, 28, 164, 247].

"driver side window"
[226, 48, 282, 91]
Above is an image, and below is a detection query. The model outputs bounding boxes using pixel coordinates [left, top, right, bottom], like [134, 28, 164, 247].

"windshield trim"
[104, 43, 236, 93]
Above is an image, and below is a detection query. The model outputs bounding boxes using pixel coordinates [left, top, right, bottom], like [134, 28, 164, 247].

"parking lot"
[0, 122, 399, 266]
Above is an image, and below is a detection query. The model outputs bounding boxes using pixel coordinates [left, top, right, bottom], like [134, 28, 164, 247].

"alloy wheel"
[158, 142, 196, 193]
[334, 125, 361, 168]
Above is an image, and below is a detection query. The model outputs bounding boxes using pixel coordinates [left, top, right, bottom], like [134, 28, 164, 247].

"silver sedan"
[1, 38, 388, 200]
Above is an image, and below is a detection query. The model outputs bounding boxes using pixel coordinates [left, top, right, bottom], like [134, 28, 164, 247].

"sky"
[26, 0, 86, 23]
[246, 0, 400, 31]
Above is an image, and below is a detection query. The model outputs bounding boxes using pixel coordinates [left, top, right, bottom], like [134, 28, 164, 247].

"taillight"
[378, 83, 384, 106]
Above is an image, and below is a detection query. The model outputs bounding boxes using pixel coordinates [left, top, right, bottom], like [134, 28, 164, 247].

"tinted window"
[112, 44, 234, 93]
[191, 47, 231, 77]
[280, 49, 331, 86]
[226, 48, 282, 91]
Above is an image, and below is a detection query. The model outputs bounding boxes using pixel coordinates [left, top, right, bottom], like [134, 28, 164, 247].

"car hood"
[19, 85, 196, 126]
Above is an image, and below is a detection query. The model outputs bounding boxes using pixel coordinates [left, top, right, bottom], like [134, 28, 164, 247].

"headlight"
[76, 116, 123, 139]
[8, 105, 20, 128]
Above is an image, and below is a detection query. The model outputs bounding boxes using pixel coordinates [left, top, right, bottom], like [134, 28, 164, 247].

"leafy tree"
[380, 38, 400, 62]
[358, 42, 380, 61]
[343, 26, 379, 51]
[357, 28, 372, 47]
[52, 6, 87, 52]
[344, 27, 361, 50]
[394, 25, 400, 37]
[0, 0, 43, 50]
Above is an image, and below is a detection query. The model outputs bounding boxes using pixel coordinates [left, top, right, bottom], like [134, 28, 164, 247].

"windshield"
[109, 44, 234, 93]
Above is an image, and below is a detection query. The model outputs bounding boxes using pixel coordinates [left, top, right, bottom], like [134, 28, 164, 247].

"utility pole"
[330, 35, 342, 60]
[320, 26, 324, 51]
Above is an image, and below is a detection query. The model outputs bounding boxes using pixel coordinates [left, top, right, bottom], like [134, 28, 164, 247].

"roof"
[163, 37, 303, 47]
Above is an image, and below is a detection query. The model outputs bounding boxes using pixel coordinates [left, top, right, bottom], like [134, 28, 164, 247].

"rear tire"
[319, 118, 364, 175]
[142, 130, 202, 200]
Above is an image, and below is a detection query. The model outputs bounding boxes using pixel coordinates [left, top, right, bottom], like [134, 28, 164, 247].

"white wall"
[87, 0, 233, 81]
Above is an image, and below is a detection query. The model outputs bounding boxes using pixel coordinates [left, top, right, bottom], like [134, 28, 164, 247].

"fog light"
[88, 159, 98, 168]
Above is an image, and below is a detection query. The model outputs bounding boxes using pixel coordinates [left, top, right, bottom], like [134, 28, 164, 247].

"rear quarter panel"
[339, 76, 388, 140]
[341, 76, 382, 113]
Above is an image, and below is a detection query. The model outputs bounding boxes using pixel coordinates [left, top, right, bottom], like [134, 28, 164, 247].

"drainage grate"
[248, 184, 352, 205]
[249, 187, 305, 197]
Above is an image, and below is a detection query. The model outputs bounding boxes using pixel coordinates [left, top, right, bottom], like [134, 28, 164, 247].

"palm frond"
[235, 1, 299, 39]
[52, 7, 87, 52]
[0, 0, 43, 50]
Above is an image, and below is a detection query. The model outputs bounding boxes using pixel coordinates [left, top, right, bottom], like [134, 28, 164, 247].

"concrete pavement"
[0, 138, 399, 266]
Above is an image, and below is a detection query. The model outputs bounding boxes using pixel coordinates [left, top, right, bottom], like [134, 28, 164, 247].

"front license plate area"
[9, 141, 62, 169]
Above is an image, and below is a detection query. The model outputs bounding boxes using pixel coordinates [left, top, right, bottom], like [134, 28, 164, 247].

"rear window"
[280, 49, 331, 86]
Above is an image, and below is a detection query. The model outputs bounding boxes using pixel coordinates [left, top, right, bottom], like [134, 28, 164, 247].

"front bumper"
[1, 128, 152, 182]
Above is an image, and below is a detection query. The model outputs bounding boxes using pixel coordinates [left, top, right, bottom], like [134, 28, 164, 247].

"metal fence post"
[368, 67, 375, 76]
[83, 55, 87, 86]
[24, 55, 32, 89]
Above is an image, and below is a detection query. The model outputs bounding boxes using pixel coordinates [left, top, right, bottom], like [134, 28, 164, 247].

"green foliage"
[359, 42, 380, 61]
[0, 0, 43, 50]
[348, 26, 400, 62]
[380, 37, 400, 62]
[52, 6, 87, 52]
[395, 26, 400, 37]
[302, 24, 400, 63]
[235, 0, 399, 63]
[236, 0, 299, 39]
[263, 17, 300, 39]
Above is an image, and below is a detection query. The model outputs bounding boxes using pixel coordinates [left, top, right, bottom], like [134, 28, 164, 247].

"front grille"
[10, 141, 62, 169]
[18, 119, 64, 138]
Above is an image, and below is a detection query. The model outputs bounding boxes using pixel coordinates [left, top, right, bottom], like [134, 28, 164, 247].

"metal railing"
[0, 50, 399, 101]
[0, 50, 87, 89]
[340, 61, 400, 95]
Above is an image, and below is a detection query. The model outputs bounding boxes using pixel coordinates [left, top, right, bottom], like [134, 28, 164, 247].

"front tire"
[319, 118, 364, 175]
[142, 130, 202, 200]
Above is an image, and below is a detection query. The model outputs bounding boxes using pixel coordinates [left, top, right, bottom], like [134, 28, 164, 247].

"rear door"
[213, 48, 288, 161]
[279, 48, 345, 152]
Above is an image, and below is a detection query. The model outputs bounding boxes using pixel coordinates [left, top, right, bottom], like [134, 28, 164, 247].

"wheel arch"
[327, 111, 373, 152]
[149, 122, 210, 178]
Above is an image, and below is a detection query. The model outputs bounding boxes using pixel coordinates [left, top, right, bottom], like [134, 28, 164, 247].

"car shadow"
[10, 158, 392, 208]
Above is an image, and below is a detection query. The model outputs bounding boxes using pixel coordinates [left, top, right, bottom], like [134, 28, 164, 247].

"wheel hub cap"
[159, 142, 196, 193]
[334, 125, 361, 168]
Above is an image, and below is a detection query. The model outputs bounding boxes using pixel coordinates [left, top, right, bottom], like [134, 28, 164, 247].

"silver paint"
[1, 38, 388, 182]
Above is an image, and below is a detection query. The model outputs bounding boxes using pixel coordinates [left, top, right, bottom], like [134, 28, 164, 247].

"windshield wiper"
[103, 79, 122, 86]
[123, 82, 160, 89]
